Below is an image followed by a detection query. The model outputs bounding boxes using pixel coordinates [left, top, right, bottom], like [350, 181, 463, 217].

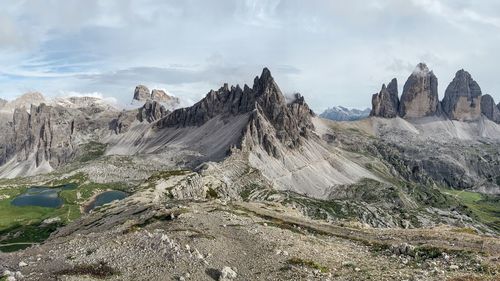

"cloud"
[410, 0, 500, 30]
[0, 0, 500, 111]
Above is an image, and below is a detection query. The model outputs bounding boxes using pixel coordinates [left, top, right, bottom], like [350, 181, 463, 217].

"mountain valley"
[0, 66, 499, 281]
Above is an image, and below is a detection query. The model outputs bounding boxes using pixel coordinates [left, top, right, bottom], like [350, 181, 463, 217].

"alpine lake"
[0, 175, 128, 252]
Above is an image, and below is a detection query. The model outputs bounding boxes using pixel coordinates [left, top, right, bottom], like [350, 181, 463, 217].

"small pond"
[10, 184, 78, 208]
[85, 190, 128, 212]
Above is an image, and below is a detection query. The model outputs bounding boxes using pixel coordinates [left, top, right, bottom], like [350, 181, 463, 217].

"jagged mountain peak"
[412, 62, 431, 77]
[399, 62, 440, 118]
[442, 68, 482, 121]
[133, 84, 180, 109]
[154, 68, 314, 157]
[158, 68, 311, 127]
[371, 78, 399, 118]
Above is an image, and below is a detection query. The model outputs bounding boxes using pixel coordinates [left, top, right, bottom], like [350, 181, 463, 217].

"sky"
[0, 0, 499, 112]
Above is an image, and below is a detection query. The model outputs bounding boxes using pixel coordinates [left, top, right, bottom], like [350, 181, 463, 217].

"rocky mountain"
[0, 67, 499, 281]
[442, 69, 482, 121]
[369, 63, 500, 125]
[320, 106, 370, 121]
[138, 100, 168, 123]
[133, 85, 180, 108]
[0, 92, 46, 113]
[481, 94, 500, 123]
[370, 78, 399, 118]
[399, 63, 440, 118]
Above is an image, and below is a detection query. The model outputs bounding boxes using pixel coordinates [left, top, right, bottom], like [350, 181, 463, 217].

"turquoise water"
[10, 184, 78, 208]
[86, 190, 128, 212]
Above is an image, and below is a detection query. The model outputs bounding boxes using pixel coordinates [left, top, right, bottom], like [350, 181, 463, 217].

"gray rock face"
[3, 104, 75, 167]
[109, 111, 136, 134]
[0, 98, 6, 109]
[134, 86, 180, 108]
[442, 70, 482, 121]
[151, 89, 179, 105]
[370, 78, 399, 118]
[133, 85, 151, 101]
[138, 100, 168, 123]
[0, 99, 123, 172]
[157, 68, 314, 157]
[481, 94, 500, 123]
[399, 63, 440, 118]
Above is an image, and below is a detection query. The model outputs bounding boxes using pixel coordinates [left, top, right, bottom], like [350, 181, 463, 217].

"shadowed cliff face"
[442, 69, 482, 121]
[481, 94, 500, 123]
[399, 63, 440, 118]
[370, 78, 399, 118]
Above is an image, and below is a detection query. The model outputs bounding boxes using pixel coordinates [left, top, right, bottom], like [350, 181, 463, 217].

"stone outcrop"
[481, 94, 500, 123]
[150, 89, 176, 104]
[370, 78, 399, 118]
[133, 86, 180, 108]
[0, 92, 46, 113]
[133, 85, 151, 101]
[157, 68, 314, 157]
[138, 100, 168, 123]
[442, 70, 482, 121]
[0, 98, 123, 170]
[399, 63, 440, 118]
[4, 104, 75, 167]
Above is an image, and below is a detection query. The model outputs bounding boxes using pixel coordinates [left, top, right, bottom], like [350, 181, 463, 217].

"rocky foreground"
[1, 190, 499, 281]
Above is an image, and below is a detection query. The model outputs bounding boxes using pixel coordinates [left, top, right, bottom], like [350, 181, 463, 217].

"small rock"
[354, 267, 361, 272]
[7, 276, 16, 281]
[219, 266, 237, 281]
[3, 270, 12, 276]
[449, 265, 459, 270]
[18, 261, 27, 267]
[14, 272, 23, 279]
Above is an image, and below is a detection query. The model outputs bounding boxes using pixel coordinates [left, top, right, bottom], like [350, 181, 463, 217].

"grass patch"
[77, 141, 107, 162]
[146, 170, 190, 183]
[414, 246, 442, 261]
[0, 222, 62, 252]
[287, 257, 329, 273]
[56, 261, 119, 279]
[206, 187, 218, 199]
[441, 189, 500, 232]
[452, 227, 479, 235]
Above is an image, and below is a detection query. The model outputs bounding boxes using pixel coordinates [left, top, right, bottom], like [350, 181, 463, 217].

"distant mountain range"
[319, 106, 370, 121]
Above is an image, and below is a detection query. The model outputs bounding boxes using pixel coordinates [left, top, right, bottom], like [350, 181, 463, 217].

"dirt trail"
[234, 201, 500, 256]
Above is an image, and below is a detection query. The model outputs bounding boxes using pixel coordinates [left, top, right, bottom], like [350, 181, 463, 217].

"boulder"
[399, 63, 440, 118]
[370, 78, 399, 118]
[442, 69, 482, 121]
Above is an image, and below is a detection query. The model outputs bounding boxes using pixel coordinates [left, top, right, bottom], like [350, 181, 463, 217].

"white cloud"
[0, 0, 500, 111]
